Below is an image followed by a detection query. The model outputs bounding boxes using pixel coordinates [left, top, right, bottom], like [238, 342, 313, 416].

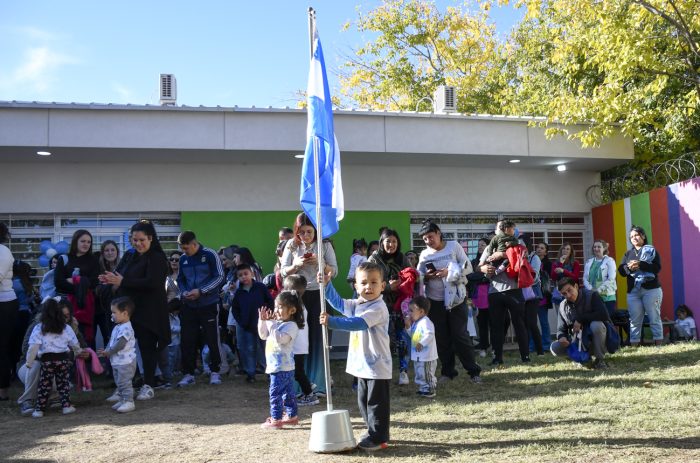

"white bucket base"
[308, 409, 357, 453]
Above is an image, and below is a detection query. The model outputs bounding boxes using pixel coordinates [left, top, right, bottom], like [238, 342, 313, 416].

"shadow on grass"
[388, 436, 700, 458]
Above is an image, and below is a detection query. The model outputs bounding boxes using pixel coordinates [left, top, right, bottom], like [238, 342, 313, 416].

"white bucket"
[308, 409, 357, 453]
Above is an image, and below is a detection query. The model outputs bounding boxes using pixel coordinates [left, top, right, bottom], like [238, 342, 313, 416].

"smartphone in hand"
[426, 263, 436, 272]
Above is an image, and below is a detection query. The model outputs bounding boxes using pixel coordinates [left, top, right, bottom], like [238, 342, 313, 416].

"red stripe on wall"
[592, 203, 615, 256]
[649, 187, 674, 319]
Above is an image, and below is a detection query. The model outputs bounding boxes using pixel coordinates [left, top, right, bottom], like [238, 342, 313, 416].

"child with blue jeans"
[258, 290, 303, 429]
[320, 262, 392, 452]
[231, 264, 274, 383]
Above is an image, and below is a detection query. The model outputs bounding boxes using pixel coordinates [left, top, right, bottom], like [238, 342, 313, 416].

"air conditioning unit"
[160, 74, 177, 106]
[434, 85, 456, 113]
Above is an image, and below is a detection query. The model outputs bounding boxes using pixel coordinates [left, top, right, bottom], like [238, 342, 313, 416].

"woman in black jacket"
[618, 225, 663, 346]
[54, 230, 100, 346]
[100, 221, 169, 400]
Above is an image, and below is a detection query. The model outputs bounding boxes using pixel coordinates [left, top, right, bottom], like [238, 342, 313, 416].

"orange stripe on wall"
[649, 186, 674, 319]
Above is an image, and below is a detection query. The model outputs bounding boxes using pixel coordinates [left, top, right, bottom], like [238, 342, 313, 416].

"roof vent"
[434, 85, 456, 113]
[159, 74, 177, 106]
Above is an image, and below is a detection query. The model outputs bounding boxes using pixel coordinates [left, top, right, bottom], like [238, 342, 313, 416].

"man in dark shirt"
[550, 277, 611, 369]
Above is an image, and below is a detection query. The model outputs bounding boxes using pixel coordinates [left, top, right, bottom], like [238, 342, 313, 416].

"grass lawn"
[1, 342, 699, 463]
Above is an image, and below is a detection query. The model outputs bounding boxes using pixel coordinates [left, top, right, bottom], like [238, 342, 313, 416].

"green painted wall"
[180, 210, 411, 297]
[630, 192, 653, 244]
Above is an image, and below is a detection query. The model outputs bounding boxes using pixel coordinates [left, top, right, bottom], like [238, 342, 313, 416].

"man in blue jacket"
[176, 230, 225, 386]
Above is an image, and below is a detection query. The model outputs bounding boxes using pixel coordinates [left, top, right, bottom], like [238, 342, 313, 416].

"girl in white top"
[258, 291, 302, 429]
[25, 298, 82, 417]
[583, 239, 618, 315]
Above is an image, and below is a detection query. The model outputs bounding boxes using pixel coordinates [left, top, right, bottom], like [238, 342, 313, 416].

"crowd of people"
[0, 216, 696, 451]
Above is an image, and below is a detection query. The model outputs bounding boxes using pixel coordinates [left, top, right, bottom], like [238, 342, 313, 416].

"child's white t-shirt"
[107, 321, 136, 366]
[29, 324, 79, 356]
[259, 320, 298, 374]
[292, 305, 309, 355]
[676, 317, 696, 337]
[410, 316, 438, 362]
[343, 297, 392, 380]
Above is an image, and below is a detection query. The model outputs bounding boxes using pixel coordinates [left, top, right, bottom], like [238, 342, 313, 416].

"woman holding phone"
[417, 220, 481, 384]
[280, 212, 337, 396]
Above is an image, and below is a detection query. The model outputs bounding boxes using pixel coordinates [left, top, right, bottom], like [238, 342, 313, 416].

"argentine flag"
[300, 24, 344, 238]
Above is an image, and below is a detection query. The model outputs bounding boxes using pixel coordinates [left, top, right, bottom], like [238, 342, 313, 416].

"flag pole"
[308, 6, 334, 413]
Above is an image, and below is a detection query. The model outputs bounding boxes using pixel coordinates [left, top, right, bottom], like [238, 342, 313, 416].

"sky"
[0, 1, 523, 108]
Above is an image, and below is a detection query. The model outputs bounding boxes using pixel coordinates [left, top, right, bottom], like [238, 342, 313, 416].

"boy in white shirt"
[98, 297, 137, 413]
[320, 262, 392, 452]
[407, 296, 438, 398]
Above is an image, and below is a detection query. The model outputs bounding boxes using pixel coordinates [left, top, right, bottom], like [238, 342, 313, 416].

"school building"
[0, 101, 634, 305]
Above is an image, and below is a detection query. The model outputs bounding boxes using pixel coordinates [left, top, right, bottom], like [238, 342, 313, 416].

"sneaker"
[62, 406, 76, 415]
[417, 390, 436, 398]
[32, 410, 44, 418]
[398, 371, 409, 385]
[106, 390, 121, 402]
[245, 375, 256, 384]
[20, 401, 34, 416]
[280, 414, 299, 426]
[210, 372, 222, 385]
[260, 417, 283, 429]
[136, 385, 154, 401]
[478, 349, 487, 358]
[112, 401, 124, 410]
[471, 375, 483, 384]
[593, 359, 609, 370]
[357, 436, 388, 451]
[177, 374, 196, 388]
[521, 356, 531, 363]
[298, 393, 320, 407]
[116, 401, 135, 413]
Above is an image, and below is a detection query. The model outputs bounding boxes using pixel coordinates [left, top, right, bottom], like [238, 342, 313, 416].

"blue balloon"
[54, 241, 70, 254]
[38, 255, 50, 268]
[40, 240, 54, 254]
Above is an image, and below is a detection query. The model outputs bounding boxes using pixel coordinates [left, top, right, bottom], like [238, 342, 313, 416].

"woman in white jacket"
[583, 239, 618, 316]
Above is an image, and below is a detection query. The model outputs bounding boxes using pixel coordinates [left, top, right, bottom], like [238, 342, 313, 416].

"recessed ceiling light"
[37, 151, 51, 156]
[509, 159, 520, 163]
[557, 164, 567, 172]
[293, 154, 305, 159]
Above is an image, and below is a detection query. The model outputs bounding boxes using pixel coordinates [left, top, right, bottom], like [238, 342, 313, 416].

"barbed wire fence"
[586, 151, 700, 206]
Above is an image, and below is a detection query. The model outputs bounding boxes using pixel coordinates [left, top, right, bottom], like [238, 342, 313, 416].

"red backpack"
[505, 245, 536, 289]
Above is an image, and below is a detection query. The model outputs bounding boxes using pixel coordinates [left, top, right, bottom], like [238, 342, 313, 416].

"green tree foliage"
[341, 0, 700, 165]
[506, 0, 700, 164]
[339, 0, 511, 113]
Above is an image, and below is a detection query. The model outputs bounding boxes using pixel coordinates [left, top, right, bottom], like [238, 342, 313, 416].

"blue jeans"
[627, 287, 663, 343]
[538, 306, 551, 349]
[236, 326, 259, 377]
[269, 370, 296, 420]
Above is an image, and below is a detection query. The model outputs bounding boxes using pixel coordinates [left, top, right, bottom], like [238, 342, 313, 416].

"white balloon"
[45, 248, 57, 258]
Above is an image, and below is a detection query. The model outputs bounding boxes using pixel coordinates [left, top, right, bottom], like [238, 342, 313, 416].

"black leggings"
[427, 299, 481, 379]
[0, 299, 19, 389]
[488, 289, 529, 362]
[524, 298, 543, 355]
[133, 324, 162, 387]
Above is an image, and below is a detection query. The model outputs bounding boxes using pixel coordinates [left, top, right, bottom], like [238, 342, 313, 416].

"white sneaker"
[210, 372, 222, 385]
[32, 410, 44, 418]
[62, 406, 76, 415]
[112, 400, 124, 410]
[106, 390, 121, 402]
[136, 385, 154, 401]
[479, 349, 487, 358]
[116, 401, 135, 413]
[398, 371, 409, 385]
[177, 374, 196, 388]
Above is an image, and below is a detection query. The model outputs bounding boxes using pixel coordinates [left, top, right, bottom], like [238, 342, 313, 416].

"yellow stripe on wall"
[611, 199, 629, 305]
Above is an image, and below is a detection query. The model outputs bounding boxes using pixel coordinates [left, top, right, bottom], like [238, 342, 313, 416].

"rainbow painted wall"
[592, 177, 700, 319]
